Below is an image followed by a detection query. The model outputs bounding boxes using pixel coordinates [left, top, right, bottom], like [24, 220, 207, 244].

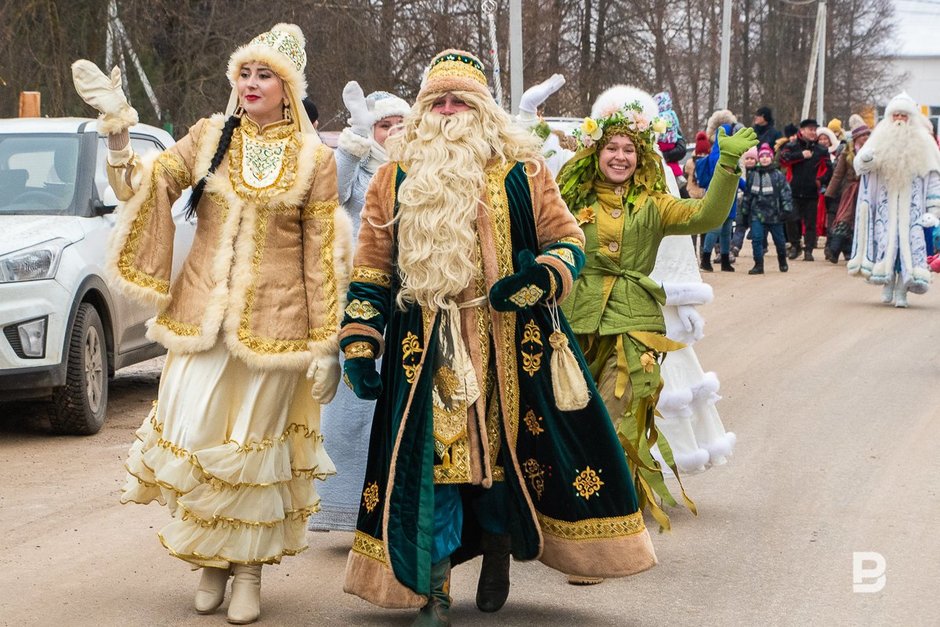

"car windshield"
[0, 134, 81, 215]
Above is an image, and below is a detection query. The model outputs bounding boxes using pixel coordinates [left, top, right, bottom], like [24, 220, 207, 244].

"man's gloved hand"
[919, 212, 939, 229]
[71, 60, 138, 134]
[489, 250, 555, 312]
[343, 357, 382, 400]
[307, 355, 341, 404]
[717, 126, 758, 170]
[342, 80, 372, 137]
[518, 74, 566, 123]
[676, 305, 705, 342]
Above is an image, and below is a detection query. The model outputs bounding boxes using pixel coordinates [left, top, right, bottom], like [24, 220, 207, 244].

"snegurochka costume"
[338, 50, 657, 617]
[311, 82, 410, 533]
[72, 23, 351, 624]
[557, 105, 756, 528]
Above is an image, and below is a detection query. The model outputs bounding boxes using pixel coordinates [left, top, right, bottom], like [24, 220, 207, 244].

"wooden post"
[19, 91, 41, 117]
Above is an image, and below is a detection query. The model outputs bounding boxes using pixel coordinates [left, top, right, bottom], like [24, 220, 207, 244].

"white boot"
[227, 564, 262, 624]
[194, 566, 230, 614]
[881, 274, 896, 304]
[894, 279, 909, 308]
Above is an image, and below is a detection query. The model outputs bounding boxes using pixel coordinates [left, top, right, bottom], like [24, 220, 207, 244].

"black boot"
[777, 253, 789, 272]
[787, 244, 801, 260]
[748, 257, 764, 274]
[803, 249, 814, 261]
[720, 253, 735, 272]
[700, 250, 713, 272]
[476, 533, 511, 613]
[412, 560, 451, 626]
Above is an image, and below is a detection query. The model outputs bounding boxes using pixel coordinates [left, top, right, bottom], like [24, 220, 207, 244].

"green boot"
[412, 560, 451, 627]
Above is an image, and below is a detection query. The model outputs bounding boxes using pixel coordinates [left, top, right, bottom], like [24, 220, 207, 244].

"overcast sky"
[894, 0, 940, 56]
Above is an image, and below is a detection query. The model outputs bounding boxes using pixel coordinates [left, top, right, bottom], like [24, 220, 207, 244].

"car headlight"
[0, 238, 70, 283]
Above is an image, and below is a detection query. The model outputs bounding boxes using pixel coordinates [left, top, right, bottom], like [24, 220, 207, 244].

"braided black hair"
[184, 115, 241, 220]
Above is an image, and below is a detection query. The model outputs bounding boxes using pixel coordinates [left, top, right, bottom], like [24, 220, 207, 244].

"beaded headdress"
[417, 49, 491, 100]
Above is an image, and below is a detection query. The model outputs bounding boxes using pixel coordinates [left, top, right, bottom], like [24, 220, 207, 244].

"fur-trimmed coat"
[106, 114, 352, 371]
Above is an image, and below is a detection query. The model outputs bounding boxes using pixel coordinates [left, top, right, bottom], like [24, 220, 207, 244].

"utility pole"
[718, 0, 732, 109]
[817, 0, 827, 122]
[509, 0, 523, 114]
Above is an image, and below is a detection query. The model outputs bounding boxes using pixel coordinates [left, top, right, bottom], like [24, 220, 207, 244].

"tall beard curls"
[394, 111, 490, 311]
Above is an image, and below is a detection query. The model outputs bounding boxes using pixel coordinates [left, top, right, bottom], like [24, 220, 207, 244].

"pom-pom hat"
[758, 143, 774, 157]
[417, 50, 491, 101]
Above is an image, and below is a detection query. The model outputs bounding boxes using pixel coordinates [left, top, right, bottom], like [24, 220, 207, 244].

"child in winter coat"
[744, 143, 794, 274]
[731, 146, 759, 259]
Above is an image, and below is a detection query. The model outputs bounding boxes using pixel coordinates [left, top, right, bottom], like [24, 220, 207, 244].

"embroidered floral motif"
[576, 206, 596, 225]
[227, 122, 300, 201]
[362, 482, 380, 513]
[523, 409, 544, 436]
[508, 284, 544, 308]
[523, 458, 546, 500]
[402, 331, 423, 384]
[345, 299, 380, 320]
[546, 247, 576, 266]
[521, 320, 543, 377]
[573, 466, 604, 500]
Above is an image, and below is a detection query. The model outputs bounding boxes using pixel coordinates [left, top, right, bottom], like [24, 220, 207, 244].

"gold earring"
[233, 104, 245, 118]
[283, 102, 293, 123]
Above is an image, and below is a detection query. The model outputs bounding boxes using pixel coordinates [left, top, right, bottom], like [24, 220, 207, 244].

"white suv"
[0, 117, 194, 434]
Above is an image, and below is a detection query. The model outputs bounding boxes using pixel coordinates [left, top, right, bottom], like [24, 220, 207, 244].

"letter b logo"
[853, 552, 886, 593]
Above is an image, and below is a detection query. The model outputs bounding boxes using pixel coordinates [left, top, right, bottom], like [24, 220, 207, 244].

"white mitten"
[342, 81, 372, 137]
[518, 74, 566, 123]
[919, 212, 939, 228]
[71, 60, 138, 135]
[307, 355, 341, 404]
[676, 305, 705, 341]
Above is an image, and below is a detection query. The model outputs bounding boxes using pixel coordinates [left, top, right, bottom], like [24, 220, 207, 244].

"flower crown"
[571, 101, 668, 149]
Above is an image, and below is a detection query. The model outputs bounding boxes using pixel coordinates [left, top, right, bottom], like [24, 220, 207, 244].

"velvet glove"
[342, 80, 372, 137]
[307, 355, 341, 404]
[344, 357, 383, 400]
[717, 126, 758, 170]
[518, 73, 566, 123]
[489, 250, 556, 312]
[71, 60, 139, 135]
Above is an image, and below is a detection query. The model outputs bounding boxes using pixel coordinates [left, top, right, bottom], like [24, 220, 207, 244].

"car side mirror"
[93, 186, 119, 215]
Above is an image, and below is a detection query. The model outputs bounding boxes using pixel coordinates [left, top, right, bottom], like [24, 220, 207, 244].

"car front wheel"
[50, 303, 108, 435]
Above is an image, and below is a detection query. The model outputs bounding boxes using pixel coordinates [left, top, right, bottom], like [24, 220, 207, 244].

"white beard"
[865, 118, 940, 189]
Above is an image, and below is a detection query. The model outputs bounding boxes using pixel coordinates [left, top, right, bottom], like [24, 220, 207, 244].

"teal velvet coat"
[338, 160, 657, 609]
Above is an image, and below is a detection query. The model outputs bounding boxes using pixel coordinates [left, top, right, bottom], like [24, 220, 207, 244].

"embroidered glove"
[676, 305, 705, 342]
[71, 60, 139, 135]
[307, 355, 341, 404]
[518, 73, 566, 123]
[343, 81, 372, 137]
[343, 357, 382, 400]
[717, 126, 758, 170]
[489, 250, 557, 312]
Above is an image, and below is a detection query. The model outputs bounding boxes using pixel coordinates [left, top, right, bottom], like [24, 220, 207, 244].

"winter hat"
[706, 109, 737, 142]
[848, 113, 866, 131]
[366, 91, 411, 123]
[592, 85, 659, 120]
[884, 92, 918, 118]
[755, 106, 773, 123]
[784, 123, 799, 137]
[827, 118, 844, 138]
[816, 127, 838, 152]
[418, 50, 490, 101]
[694, 130, 711, 155]
[653, 91, 673, 114]
[799, 118, 818, 129]
[225, 23, 314, 133]
[758, 142, 774, 157]
[742, 146, 759, 161]
[851, 124, 871, 141]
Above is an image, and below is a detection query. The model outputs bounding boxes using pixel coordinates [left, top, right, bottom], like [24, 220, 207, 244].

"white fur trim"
[591, 85, 658, 120]
[337, 127, 373, 159]
[706, 109, 738, 141]
[103, 152, 172, 310]
[227, 24, 308, 98]
[371, 96, 411, 122]
[885, 92, 918, 118]
[97, 107, 139, 136]
[662, 281, 713, 306]
[703, 432, 736, 464]
[657, 388, 694, 420]
[307, 204, 354, 364]
[193, 114, 226, 181]
[817, 127, 839, 153]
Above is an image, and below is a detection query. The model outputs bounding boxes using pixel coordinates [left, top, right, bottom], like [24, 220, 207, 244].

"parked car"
[0, 117, 194, 434]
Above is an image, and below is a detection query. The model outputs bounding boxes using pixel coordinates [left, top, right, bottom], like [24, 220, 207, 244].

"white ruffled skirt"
[121, 340, 335, 568]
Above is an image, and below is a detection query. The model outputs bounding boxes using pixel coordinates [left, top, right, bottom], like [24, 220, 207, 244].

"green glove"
[343, 357, 382, 400]
[717, 126, 758, 169]
[489, 250, 558, 312]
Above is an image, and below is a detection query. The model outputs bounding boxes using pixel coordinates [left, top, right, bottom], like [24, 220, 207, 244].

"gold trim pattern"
[545, 247, 576, 266]
[227, 121, 300, 201]
[157, 151, 192, 190]
[154, 314, 200, 336]
[523, 409, 544, 436]
[537, 511, 646, 539]
[351, 265, 392, 288]
[427, 59, 487, 86]
[401, 331, 422, 384]
[508, 284, 545, 308]
[352, 531, 387, 563]
[345, 298, 380, 320]
[523, 458, 546, 500]
[116, 161, 170, 295]
[557, 236, 585, 249]
[362, 482, 380, 513]
[573, 466, 605, 500]
[521, 319, 543, 377]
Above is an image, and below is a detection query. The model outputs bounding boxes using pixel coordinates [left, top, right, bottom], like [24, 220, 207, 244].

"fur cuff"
[97, 107, 139, 136]
[662, 281, 713, 306]
[338, 128, 373, 159]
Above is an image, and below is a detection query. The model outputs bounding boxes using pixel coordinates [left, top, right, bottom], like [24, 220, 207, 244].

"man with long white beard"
[337, 50, 656, 626]
[849, 92, 940, 307]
